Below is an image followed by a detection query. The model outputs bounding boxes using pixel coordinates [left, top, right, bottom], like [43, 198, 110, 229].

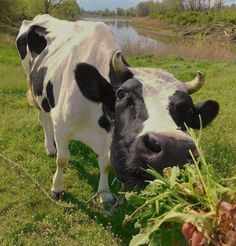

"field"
[0, 40, 235, 245]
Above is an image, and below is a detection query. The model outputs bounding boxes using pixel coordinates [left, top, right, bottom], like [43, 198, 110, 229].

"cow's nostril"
[144, 134, 162, 153]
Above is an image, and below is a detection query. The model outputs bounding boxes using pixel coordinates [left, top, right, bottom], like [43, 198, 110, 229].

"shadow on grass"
[64, 141, 137, 245]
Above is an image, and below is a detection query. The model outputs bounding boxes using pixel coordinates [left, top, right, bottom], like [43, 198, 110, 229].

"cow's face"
[109, 52, 219, 188]
[73, 54, 218, 189]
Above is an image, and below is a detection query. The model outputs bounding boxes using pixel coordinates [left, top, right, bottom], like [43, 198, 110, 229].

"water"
[83, 18, 166, 50]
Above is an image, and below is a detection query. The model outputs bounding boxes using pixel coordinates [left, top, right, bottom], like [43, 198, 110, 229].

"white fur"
[130, 67, 190, 139]
[16, 15, 119, 202]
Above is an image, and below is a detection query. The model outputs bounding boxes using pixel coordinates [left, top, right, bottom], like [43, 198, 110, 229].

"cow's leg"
[51, 131, 70, 199]
[98, 154, 114, 203]
[39, 111, 56, 156]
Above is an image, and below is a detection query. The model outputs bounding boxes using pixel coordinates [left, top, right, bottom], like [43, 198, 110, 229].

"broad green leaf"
[129, 233, 150, 246]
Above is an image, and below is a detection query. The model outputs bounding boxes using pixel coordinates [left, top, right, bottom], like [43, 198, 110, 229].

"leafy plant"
[124, 128, 236, 246]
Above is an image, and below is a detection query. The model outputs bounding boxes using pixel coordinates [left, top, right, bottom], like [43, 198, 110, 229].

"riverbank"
[127, 17, 236, 61]
[130, 17, 236, 43]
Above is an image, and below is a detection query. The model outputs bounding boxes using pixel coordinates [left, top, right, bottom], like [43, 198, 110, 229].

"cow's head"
[75, 51, 219, 188]
[108, 52, 219, 188]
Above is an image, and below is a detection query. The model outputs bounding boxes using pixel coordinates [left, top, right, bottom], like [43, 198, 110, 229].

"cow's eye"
[117, 89, 127, 100]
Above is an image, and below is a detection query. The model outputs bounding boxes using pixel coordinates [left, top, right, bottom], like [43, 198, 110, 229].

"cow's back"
[16, 15, 120, 114]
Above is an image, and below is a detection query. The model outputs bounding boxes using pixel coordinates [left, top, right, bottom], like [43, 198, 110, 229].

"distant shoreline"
[129, 17, 236, 45]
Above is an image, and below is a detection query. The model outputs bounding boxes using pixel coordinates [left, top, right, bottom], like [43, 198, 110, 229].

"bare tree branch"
[44, 0, 64, 14]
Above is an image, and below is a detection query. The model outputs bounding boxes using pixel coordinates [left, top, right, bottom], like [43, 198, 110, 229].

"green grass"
[0, 42, 235, 245]
[124, 129, 236, 246]
[0, 42, 133, 245]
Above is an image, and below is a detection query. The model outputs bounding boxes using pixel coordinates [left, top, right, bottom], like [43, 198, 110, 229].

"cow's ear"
[189, 100, 219, 129]
[16, 25, 47, 59]
[16, 30, 28, 59]
[75, 63, 116, 111]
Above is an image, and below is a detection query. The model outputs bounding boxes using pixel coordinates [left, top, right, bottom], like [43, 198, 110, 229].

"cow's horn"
[112, 50, 126, 74]
[185, 71, 205, 94]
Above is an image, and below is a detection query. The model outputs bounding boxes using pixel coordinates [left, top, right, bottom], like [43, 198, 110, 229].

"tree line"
[0, 0, 235, 30]
[0, 0, 80, 24]
[82, 0, 235, 17]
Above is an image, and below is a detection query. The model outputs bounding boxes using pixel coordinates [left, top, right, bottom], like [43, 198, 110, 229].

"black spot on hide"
[28, 25, 47, 55]
[30, 67, 48, 96]
[46, 81, 55, 108]
[98, 113, 111, 132]
[41, 98, 51, 112]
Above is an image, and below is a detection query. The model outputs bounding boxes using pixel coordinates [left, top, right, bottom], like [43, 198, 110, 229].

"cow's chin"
[111, 141, 153, 189]
[123, 153, 163, 189]
[123, 155, 184, 189]
[110, 140, 158, 189]
[122, 165, 154, 189]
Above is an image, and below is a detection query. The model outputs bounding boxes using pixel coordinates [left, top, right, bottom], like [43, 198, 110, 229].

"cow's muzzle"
[137, 132, 198, 171]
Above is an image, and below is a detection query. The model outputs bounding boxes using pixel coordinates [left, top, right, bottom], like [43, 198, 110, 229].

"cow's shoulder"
[16, 15, 73, 59]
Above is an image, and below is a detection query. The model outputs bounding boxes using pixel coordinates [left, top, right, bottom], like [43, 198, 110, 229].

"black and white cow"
[16, 15, 219, 202]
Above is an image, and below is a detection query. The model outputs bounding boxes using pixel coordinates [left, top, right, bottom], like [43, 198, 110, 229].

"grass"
[0, 40, 235, 245]
[123, 36, 236, 61]
[124, 129, 236, 246]
[0, 41, 131, 245]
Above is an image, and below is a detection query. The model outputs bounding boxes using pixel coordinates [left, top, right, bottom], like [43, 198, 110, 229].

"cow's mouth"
[123, 155, 194, 189]
[123, 164, 153, 189]
[118, 133, 199, 189]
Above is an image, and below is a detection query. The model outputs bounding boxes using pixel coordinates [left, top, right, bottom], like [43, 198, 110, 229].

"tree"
[0, 0, 15, 21]
[22, 0, 66, 17]
[126, 7, 136, 17]
[213, 0, 224, 10]
[21, 0, 80, 19]
[161, 0, 184, 10]
[116, 7, 126, 16]
[182, 0, 221, 10]
[136, 1, 155, 16]
[0, 0, 27, 22]
[42, 0, 64, 14]
[52, 0, 80, 20]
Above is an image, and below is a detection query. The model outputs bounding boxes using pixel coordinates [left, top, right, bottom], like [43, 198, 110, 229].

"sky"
[78, 0, 236, 11]
[78, 0, 148, 11]
[226, 0, 236, 4]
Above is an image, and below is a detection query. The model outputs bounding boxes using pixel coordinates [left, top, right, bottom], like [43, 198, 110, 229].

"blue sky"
[226, 0, 236, 4]
[78, 0, 235, 11]
[79, 0, 150, 11]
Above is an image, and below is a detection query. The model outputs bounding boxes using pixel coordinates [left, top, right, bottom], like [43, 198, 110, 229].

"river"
[83, 17, 166, 50]
[83, 17, 235, 61]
